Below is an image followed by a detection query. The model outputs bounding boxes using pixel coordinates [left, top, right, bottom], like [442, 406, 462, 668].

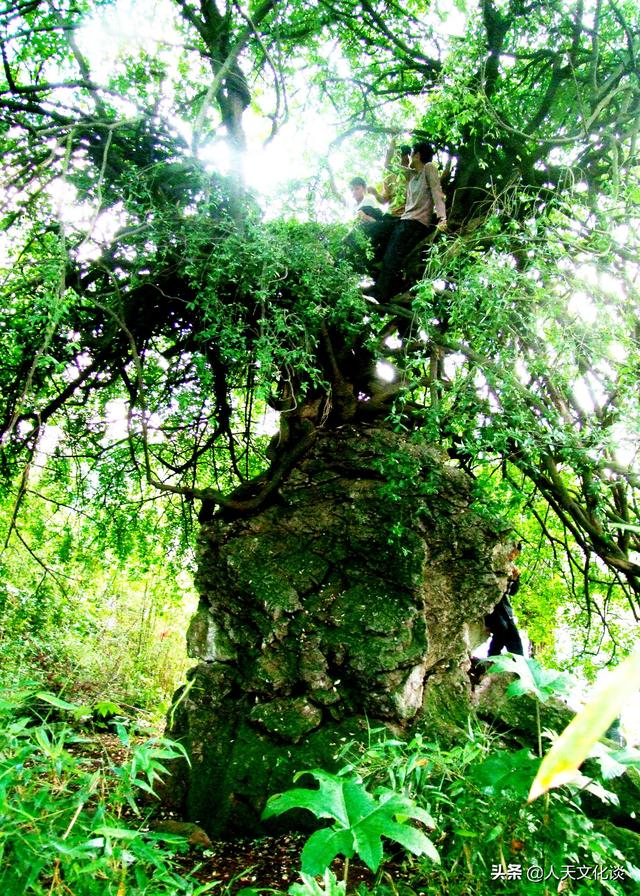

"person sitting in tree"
[486, 543, 525, 656]
[349, 176, 384, 224]
[343, 176, 389, 275]
[369, 140, 447, 301]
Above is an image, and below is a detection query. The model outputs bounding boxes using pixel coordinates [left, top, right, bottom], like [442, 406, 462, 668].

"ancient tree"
[1, 0, 639, 833]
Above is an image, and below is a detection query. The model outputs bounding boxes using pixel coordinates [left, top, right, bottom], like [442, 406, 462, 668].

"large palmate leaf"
[487, 654, 573, 704]
[262, 770, 439, 874]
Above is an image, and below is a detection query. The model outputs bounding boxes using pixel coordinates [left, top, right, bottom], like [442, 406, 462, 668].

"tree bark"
[166, 425, 516, 836]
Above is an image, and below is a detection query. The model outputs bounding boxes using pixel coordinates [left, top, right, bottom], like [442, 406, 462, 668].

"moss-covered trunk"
[167, 426, 514, 836]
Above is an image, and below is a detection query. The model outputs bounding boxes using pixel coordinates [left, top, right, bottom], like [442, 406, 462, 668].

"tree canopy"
[1, 0, 639, 665]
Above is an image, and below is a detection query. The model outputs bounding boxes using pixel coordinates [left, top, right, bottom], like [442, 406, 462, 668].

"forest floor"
[81, 732, 405, 893]
[172, 833, 351, 892]
[167, 834, 410, 893]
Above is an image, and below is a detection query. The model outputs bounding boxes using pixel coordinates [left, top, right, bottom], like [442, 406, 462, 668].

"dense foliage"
[4, 664, 640, 895]
[0, 1, 638, 675]
[0, 688, 214, 894]
[334, 724, 640, 895]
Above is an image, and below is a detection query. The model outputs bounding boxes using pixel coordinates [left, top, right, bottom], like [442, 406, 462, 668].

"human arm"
[506, 567, 521, 596]
[425, 162, 447, 225]
[366, 185, 386, 204]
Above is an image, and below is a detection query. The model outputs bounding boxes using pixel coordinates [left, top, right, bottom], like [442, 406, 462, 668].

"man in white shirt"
[371, 141, 447, 300]
[343, 176, 389, 274]
[349, 176, 384, 223]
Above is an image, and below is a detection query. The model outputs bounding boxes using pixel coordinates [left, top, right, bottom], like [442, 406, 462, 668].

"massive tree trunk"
[166, 425, 515, 836]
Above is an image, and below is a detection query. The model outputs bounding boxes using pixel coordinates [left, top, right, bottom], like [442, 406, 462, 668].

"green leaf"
[262, 770, 349, 825]
[35, 691, 79, 712]
[487, 655, 573, 703]
[589, 742, 629, 780]
[264, 771, 439, 875]
[93, 700, 124, 718]
[93, 826, 140, 840]
[289, 870, 346, 896]
[300, 828, 355, 875]
[379, 819, 440, 864]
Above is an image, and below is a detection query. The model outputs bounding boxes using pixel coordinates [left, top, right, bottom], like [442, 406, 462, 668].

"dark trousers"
[373, 218, 432, 300]
[343, 215, 397, 275]
[486, 597, 524, 656]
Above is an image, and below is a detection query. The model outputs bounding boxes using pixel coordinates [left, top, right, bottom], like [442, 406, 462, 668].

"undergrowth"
[0, 687, 214, 895]
[3, 667, 640, 896]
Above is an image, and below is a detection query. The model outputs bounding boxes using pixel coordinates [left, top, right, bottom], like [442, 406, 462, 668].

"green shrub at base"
[0, 689, 215, 895]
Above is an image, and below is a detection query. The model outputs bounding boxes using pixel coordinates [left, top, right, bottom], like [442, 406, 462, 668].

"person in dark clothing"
[605, 716, 626, 746]
[486, 596, 524, 656]
[342, 176, 390, 275]
[486, 544, 525, 656]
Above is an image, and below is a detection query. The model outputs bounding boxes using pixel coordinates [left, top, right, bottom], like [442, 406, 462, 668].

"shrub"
[338, 726, 640, 895]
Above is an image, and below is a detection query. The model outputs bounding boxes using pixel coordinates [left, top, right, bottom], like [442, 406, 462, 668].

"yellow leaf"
[528, 648, 640, 802]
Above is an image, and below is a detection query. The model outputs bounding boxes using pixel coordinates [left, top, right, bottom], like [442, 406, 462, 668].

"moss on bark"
[167, 426, 515, 836]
